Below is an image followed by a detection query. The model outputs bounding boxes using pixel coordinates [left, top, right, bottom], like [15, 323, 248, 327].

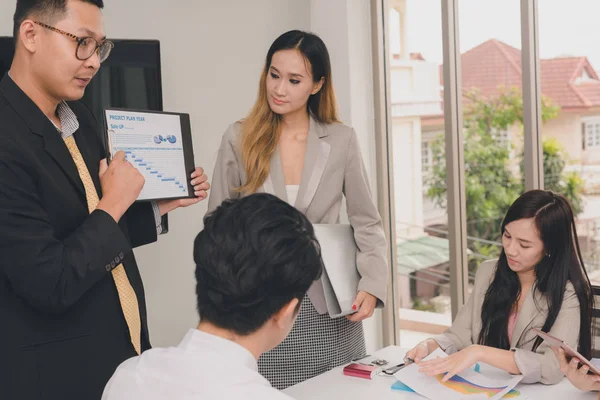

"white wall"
[0, 1, 383, 352]
[100, 0, 313, 348]
[309, 0, 382, 353]
[392, 117, 424, 241]
[0, 6, 13, 37]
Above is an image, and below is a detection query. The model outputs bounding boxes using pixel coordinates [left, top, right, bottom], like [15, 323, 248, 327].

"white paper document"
[394, 349, 526, 400]
[105, 109, 190, 201]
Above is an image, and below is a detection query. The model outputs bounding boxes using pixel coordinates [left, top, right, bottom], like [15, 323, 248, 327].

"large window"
[375, 0, 586, 347]
[387, 0, 452, 346]
[421, 140, 433, 177]
[539, 1, 600, 281]
[585, 121, 600, 149]
[458, 0, 523, 298]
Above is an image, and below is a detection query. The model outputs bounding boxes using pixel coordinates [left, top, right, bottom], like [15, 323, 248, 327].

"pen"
[381, 362, 408, 375]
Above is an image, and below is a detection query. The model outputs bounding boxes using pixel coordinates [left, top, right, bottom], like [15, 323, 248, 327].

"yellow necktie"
[63, 135, 142, 355]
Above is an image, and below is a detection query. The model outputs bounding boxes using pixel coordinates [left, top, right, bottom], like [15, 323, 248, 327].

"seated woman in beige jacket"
[406, 190, 593, 385]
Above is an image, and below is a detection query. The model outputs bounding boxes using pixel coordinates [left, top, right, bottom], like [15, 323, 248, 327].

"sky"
[391, 0, 600, 70]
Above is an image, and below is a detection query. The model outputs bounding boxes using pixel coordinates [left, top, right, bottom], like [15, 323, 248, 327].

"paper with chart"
[394, 349, 526, 400]
[105, 109, 191, 201]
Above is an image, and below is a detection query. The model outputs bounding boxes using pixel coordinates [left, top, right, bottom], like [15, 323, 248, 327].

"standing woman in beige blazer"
[206, 30, 388, 389]
[406, 190, 593, 385]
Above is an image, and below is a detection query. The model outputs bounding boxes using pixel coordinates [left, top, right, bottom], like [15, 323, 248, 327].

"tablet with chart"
[104, 108, 196, 202]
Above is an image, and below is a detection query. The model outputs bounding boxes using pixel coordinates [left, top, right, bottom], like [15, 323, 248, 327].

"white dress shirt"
[102, 329, 294, 400]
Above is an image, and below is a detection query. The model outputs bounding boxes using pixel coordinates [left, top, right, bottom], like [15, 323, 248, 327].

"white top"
[102, 329, 292, 400]
[286, 184, 300, 206]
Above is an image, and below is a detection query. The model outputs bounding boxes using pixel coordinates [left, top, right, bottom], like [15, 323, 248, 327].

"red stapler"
[342, 363, 378, 379]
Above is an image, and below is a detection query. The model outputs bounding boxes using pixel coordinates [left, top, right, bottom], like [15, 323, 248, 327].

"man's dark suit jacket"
[0, 74, 157, 400]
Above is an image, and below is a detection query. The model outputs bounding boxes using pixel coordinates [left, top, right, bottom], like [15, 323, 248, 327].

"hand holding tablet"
[533, 328, 600, 375]
[103, 108, 197, 202]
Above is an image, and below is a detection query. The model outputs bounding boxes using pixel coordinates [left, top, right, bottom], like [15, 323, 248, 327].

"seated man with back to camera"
[102, 192, 324, 399]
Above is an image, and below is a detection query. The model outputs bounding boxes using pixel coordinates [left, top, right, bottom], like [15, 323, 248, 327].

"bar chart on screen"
[123, 147, 188, 200]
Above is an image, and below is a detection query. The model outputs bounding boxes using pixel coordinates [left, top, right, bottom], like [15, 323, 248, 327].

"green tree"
[518, 138, 585, 215]
[426, 87, 583, 263]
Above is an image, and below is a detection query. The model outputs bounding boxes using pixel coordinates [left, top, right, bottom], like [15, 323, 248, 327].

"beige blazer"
[206, 118, 389, 312]
[432, 259, 581, 384]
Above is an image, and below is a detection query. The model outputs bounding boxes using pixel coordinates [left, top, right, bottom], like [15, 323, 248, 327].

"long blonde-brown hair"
[238, 30, 339, 194]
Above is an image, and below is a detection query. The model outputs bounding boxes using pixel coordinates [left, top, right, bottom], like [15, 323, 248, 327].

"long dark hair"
[478, 190, 593, 358]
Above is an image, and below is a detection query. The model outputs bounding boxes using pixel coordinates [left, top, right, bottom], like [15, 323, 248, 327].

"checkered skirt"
[257, 294, 366, 390]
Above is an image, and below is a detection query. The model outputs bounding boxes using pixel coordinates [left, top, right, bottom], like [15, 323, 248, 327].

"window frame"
[370, 0, 544, 347]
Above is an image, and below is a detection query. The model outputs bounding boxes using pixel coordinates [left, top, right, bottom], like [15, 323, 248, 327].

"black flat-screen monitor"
[0, 37, 168, 233]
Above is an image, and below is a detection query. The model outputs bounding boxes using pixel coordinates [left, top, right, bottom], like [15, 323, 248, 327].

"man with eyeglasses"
[0, 1, 210, 400]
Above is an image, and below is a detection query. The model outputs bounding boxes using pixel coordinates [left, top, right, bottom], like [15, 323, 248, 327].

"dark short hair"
[13, 0, 104, 42]
[194, 193, 323, 335]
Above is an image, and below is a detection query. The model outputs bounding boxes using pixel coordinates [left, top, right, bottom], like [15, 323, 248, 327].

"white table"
[283, 346, 597, 400]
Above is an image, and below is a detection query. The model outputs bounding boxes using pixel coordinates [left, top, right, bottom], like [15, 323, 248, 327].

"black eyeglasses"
[34, 21, 114, 63]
